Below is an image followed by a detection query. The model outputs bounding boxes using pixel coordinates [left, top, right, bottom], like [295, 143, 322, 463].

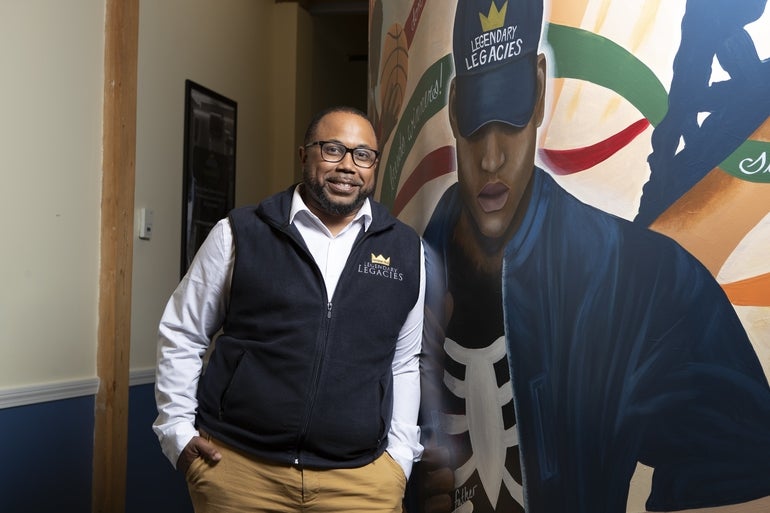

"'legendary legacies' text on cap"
[452, 0, 544, 136]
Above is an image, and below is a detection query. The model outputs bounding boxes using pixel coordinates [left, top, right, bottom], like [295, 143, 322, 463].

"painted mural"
[367, 0, 770, 512]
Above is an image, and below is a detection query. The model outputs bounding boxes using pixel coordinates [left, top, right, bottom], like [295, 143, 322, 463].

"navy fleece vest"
[196, 188, 421, 469]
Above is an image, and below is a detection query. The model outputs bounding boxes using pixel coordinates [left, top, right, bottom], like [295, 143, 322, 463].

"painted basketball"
[378, 22, 408, 144]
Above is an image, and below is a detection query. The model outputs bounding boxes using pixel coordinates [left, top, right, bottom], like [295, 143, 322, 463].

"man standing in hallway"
[154, 106, 425, 512]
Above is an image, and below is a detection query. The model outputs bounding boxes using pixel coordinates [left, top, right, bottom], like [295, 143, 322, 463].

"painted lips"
[478, 182, 510, 213]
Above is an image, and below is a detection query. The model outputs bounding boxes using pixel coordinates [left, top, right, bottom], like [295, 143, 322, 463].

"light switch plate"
[139, 208, 154, 240]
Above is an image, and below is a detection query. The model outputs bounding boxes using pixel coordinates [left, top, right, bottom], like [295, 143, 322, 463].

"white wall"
[0, 0, 104, 390]
[0, 0, 309, 398]
[130, 0, 304, 373]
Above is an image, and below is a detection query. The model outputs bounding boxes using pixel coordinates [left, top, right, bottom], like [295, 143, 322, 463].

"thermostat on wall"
[138, 208, 154, 240]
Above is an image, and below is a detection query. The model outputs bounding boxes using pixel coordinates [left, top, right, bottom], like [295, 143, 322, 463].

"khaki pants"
[186, 434, 406, 512]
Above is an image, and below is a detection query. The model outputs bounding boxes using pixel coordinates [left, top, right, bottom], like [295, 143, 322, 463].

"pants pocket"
[185, 456, 209, 484]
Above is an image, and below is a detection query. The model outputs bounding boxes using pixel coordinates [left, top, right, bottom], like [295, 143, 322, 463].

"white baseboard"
[0, 368, 156, 409]
[129, 367, 156, 386]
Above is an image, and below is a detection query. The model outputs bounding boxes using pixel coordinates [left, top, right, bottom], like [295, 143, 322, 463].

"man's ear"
[447, 78, 460, 138]
[533, 53, 547, 128]
[298, 145, 306, 164]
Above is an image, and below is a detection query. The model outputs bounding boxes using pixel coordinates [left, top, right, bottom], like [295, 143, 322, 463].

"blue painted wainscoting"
[0, 395, 95, 512]
[126, 382, 192, 513]
[0, 380, 191, 513]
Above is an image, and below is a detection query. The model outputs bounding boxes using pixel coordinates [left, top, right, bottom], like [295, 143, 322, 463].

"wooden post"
[93, 0, 139, 511]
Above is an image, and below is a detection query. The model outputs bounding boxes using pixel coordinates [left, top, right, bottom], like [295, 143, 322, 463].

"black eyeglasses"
[305, 141, 380, 168]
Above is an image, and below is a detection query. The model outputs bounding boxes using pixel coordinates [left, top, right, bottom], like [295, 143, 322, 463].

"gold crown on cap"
[371, 254, 391, 266]
[479, 0, 508, 32]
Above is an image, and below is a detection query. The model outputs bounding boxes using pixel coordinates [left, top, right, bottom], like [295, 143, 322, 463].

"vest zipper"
[295, 291, 333, 466]
[287, 222, 378, 466]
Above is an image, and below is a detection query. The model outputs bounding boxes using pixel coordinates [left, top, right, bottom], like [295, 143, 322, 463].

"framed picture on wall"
[181, 80, 237, 278]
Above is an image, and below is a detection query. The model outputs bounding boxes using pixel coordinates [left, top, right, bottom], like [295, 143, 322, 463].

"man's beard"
[303, 169, 374, 217]
[453, 209, 505, 275]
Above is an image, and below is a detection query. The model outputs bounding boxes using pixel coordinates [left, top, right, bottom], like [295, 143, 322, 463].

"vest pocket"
[218, 349, 246, 420]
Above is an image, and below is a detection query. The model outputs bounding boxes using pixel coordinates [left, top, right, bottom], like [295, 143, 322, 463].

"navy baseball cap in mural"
[452, 0, 543, 137]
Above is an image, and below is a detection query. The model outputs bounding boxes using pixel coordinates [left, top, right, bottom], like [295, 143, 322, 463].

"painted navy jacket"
[422, 168, 770, 512]
[196, 186, 421, 469]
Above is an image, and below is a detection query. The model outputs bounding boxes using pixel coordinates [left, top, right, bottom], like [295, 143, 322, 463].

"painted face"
[450, 54, 546, 245]
[454, 120, 538, 241]
[300, 111, 378, 219]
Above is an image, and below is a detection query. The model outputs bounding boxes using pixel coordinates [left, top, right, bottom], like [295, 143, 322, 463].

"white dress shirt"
[153, 187, 425, 478]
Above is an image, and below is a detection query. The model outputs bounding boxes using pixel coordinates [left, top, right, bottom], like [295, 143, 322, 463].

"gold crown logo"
[479, 0, 508, 32]
[371, 253, 391, 266]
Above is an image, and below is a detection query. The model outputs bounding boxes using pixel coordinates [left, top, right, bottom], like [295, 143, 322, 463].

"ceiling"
[277, 0, 369, 15]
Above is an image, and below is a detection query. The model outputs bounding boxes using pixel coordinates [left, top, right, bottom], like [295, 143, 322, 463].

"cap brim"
[454, 52, 537, 138]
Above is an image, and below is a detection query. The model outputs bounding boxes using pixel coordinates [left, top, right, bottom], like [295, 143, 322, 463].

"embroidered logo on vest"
[371, 253, 391, 266]
[358, 253, 404, 281]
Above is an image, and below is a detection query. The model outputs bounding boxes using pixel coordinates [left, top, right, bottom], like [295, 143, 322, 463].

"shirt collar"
[289, 184, 373, 232]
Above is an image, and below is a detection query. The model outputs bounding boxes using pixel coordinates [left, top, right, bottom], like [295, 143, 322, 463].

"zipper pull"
[327, 302, 332, 319]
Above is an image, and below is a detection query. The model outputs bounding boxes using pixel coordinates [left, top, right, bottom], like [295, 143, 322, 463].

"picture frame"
[181, 80, 237, 278]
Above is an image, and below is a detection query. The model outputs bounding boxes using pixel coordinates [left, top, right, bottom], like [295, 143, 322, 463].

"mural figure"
[418, 0, 770, 512]
[639, 0, 770, 225]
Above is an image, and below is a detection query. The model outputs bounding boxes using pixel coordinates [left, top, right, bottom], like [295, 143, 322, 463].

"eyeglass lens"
[320, 142, 377, 167]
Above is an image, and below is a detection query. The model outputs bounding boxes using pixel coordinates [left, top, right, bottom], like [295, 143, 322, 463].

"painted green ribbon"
[380, 53, 454, 209]
[547, 23, 770, 183]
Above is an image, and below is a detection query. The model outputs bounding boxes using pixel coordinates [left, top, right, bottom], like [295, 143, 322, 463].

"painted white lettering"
[453, 485, 478, 511]
[465, 38, 523, 71]
[739, 152, 769, 175]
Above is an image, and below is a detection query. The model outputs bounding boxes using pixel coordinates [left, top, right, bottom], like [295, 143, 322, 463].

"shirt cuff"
[387, 424, 423, 480]
[156, 422, 199, 469]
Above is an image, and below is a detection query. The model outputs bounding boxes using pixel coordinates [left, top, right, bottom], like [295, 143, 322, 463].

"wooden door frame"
[93, 0, 139, 511]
